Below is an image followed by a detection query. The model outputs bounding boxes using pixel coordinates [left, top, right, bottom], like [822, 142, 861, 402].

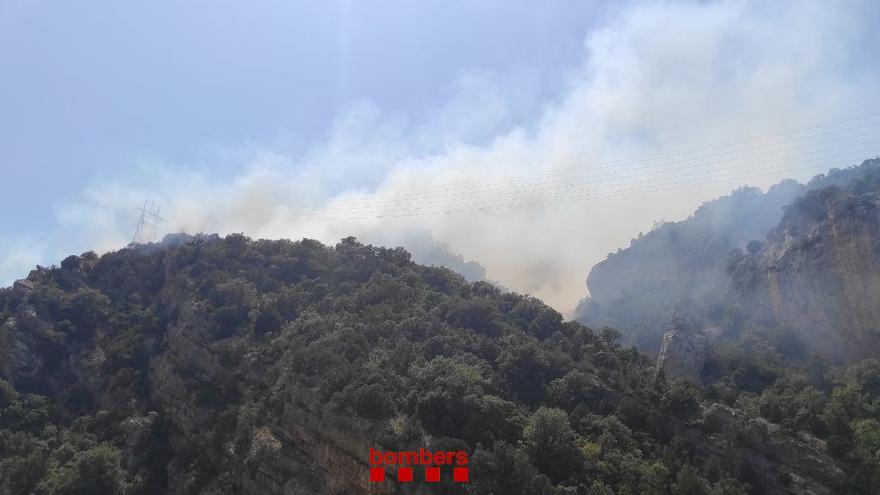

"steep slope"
[578, 159, 880, 353]
[728, 158, 880, 361]
[0, 235, 848, 494]
[576, 180, 804, 351]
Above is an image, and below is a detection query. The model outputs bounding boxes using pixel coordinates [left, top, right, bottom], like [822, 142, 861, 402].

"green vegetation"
[731, 358, 880, 491]
[0, 233, 868, 493]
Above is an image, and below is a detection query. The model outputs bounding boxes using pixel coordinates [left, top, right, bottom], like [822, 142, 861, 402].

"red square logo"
[425, 466, 441, 482]
[369, 468, 385, 482]
[453, 467, 469, 482]
[397, 467, 413, 482]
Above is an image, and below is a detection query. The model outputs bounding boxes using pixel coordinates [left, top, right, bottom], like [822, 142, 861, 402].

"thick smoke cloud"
[5, 0, 879, 316]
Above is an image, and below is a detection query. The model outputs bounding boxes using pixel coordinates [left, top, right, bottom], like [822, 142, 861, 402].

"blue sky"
[1, 0, 600, 211]
[2, 1, 879, 313]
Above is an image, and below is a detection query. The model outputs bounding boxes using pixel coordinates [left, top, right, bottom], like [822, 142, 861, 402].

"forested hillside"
[0, 235, 862, 494]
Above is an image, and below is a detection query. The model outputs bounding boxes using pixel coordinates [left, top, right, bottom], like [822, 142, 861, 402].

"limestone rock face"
[580, 159, 880, 357]
[577, 180, 804, 351]
[656, 316, 707, 384]
[729, 160, 880, 361]
[13, 278, 36, 295]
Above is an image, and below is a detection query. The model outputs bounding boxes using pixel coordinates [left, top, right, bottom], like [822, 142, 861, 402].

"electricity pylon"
[131, 200, 164, 244]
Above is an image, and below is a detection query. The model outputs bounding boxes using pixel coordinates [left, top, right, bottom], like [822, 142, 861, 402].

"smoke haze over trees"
[2, 1, 879, 316]
[3, 1, 880, 493]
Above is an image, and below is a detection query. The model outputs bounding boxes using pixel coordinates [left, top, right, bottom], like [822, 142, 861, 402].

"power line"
[247, 131, 880, 215]
[240, 148, 878, 221]
[224, 115, 880, 218]
[137, 113, 879, 225]
[277, 112, 880, 205]
[229, 134, 879, 219]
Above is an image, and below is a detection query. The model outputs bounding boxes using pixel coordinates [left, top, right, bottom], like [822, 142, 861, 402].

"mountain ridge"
[0, 234, 853, 494]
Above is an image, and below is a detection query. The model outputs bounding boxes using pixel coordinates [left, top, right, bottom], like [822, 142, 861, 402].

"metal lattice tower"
[147, 202, 165, 242]
[131, 200, 149, 244]
[131, 200, 165, 244]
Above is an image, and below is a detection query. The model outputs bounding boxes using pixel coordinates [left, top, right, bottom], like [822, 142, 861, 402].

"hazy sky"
[2, 0, 879, 315]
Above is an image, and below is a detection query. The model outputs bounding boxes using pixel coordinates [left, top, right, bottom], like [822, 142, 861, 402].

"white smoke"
[9, 0, 880, 315]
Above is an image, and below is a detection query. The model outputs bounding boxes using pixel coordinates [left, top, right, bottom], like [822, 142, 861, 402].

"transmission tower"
[131, 200, 148, 244]
[131, 200, 165, 244]
[147, 202, 165, 242]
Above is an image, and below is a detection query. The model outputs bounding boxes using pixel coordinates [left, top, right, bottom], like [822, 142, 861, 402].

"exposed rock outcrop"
[579, 159, 880, 354]
[656, 315, 707, 384]
[729, 159, 880, 361]
[577, 181, 804, 351]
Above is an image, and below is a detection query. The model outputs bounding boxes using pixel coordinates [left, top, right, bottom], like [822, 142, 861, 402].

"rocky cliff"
[656, 315, 709, 384]
[579, 158, 880, 358]
[577, 180, 804, 352]
[729, 159, 880, 361]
